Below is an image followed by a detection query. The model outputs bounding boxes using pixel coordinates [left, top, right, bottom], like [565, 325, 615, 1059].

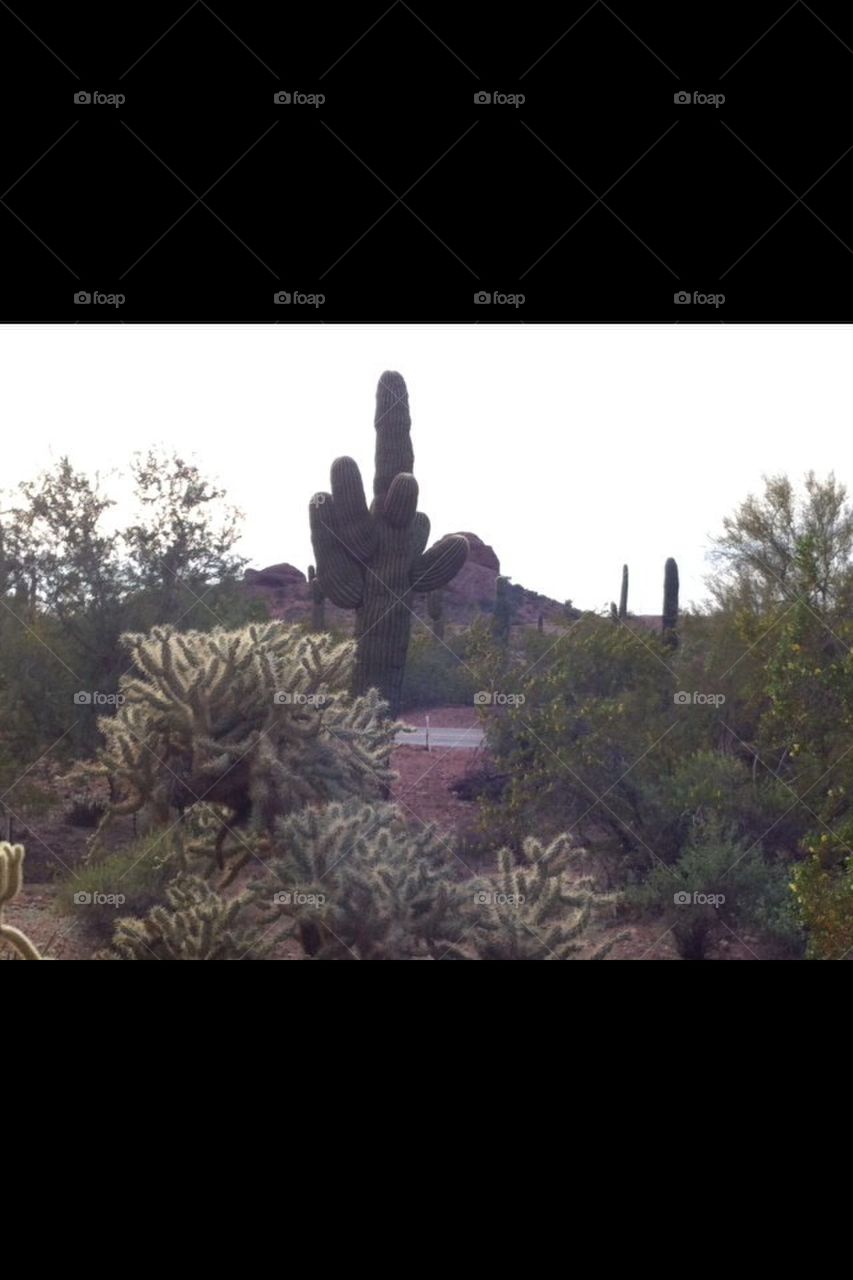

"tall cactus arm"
[309, 494, 364, 608]
[373, 371, 414, 502]
[411, 534, 469, 592]
[329, 456, 376, 560]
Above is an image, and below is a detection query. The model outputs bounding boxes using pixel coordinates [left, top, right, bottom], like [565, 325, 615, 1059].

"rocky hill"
[241, 532, 575, 632]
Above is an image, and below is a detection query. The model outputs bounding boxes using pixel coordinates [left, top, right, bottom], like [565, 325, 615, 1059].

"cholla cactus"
[464, 833, 621, 960]
[0, 842, 43, 960]
[255, 799, 464, 959]
[89, 621, 400, 865]
[101, 876, 272, 960]
[310, 371, 468, 716]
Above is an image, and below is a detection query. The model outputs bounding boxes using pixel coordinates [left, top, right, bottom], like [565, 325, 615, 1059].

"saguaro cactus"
[662, 557, 680, 647]
[619, 564, 629, 620]
[492, 575, 512, 644]
[309, 372, 468, 716]
[427, 589, 445, 640]
[307, 564, 326, 633]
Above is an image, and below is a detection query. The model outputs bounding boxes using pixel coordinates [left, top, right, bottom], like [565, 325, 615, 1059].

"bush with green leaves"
[399, 628, 478, 710]
[791, 823, 853, 960]
[631, 821, 802, 960]
[56, 833, 177, 936]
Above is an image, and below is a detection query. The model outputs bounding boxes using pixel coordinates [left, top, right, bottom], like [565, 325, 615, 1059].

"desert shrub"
[400, 629, 478, 710]
[631, 822, 802, 959]
[791, 824, 853, 959]
[56, 834, 176, 936]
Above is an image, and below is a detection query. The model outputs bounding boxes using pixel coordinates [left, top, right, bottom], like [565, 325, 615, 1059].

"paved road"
[397, 726, 484, 748]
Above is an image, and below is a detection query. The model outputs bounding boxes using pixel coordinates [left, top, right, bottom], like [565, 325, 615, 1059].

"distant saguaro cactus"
[309, 372, 468, 716]
[662, 557, 680, 647]
[537, 613, 544, 633]
[307, 564, 325, 633]
[610, 601, 618, 623]
[427, 589, 445, 640]
[619, 564, 629, 620]
[493, 575, 512, 644]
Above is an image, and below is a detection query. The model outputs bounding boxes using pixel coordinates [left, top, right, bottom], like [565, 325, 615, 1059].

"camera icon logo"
[74, 91, 92, 105]
[274, 291, 292, 304]
[274, 91, 292, 104]
[73, 891, 92, 904]
[474, 890, 492, 905]
[474, 291, 491, 305]
[674, 91, 691, 105]
[74, 291, 92, 305]
[274, 691, 293, 704]
[673, 891, 692, 905]
[674, 291, 691, 305]
[474, 91, 491, 104]
[474, 690, 493, 706]
[273, 891, 293, 904]
[74, 690, 93, 704]
[673, 690, 691, 705]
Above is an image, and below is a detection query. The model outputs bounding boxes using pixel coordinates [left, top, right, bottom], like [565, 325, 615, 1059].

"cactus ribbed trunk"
[352, 530, 414, 713]
[619, 564, 628, 620]
[308, 564, 325, 632]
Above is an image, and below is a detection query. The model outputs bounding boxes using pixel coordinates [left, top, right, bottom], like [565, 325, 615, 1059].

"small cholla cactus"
[0, 843, 44, 960]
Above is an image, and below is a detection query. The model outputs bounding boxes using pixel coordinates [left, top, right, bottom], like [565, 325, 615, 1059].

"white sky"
[0, 325, 849, 614]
